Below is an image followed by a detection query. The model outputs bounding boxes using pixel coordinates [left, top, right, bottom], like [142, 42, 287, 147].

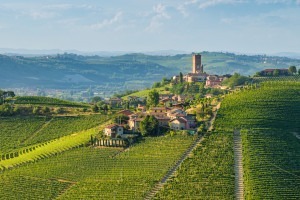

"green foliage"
[179, 72, 183, 83]
[155, 132, 234, 199]
[91, 96, 102, 103]
[15, 96, 88, 107]
[0, 103, 14, 116]
[0, 115, 108, 153]
[139, 115, 159, 136]
[273, 69, 280, 76]
[171, 83, 185, 94]
[91, 104, 99, 113]
[222, 73, 251, 88]
[214, 81, 300, 199]
[0, 117, 46, 153]
[146, 89, 159, 107]
[289, 65, 297, 74]
[0, 135, 194, 199]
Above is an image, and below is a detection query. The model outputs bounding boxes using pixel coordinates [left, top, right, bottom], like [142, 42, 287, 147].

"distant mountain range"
[0, 48, 189, 57]
[1, 51, 299, 91]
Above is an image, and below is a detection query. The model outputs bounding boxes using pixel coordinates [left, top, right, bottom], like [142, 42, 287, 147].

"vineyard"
[14, 96, 89, 107]
[0, 117, 46, 153]
[0, 114, 108, 154]
[0, 81, 299, 199]
[154, 132, 235, 199]
[24, 114, 109, 146]
[215, 81, 300, 199]
[0, 135, 196, 199]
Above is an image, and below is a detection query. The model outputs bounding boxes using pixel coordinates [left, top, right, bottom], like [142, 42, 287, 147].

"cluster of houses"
[104, 53, 223, 138]
[104, 106, 196, 138]
[258, 68, 290, 76]
[173, 54, 231, 88]
[104, 93, 197, 138]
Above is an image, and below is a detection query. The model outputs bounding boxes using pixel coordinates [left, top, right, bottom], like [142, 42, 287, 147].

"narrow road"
[144, 135, 204, 200]
[21, 117, 54, 145]
[144, 102, 221, 200]
[234, 129, 244, 200]
[207, 103, 221, 132]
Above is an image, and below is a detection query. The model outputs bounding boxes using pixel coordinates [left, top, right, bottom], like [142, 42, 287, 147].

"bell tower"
[192, 54, 203, 74]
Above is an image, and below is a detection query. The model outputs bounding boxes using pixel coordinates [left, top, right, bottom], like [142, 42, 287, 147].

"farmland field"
[1, 81, 299, 199]
[0, 135, 196, 199]
[0, 114, 108, 154]
[155, 81, 300, 199]
[216, 81, 300, 199]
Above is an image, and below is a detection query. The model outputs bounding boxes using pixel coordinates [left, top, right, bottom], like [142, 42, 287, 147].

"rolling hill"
[1, 52, 300, 95]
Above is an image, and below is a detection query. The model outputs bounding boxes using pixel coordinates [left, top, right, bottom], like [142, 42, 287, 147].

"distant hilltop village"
[173, 54, 231, 88]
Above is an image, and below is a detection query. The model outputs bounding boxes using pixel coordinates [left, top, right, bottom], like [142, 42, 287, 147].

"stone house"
[104, 124, 124, 138]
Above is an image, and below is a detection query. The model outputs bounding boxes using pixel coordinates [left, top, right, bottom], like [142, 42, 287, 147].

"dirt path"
[207, 102, 221, 132]
[21, 117, 54, 145]
[234, 129, 244, 200]
[144, 135, 204, 200]
[144, 102, 221, 200]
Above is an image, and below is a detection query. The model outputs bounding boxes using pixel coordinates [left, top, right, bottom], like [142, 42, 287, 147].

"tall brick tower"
[192, 54, 203, 73]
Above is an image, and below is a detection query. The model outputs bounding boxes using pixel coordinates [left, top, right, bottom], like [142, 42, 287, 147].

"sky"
[0, 0, 300, 54]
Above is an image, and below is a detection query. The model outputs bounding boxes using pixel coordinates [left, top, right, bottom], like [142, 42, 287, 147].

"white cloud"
[28, 11, 57, 19]
[146, 4, 170, 32]
[90, 12, 123, 30]
[153, 4, 170, 19]
[43, 4, 72, 10]
[198, 0, 245, 9]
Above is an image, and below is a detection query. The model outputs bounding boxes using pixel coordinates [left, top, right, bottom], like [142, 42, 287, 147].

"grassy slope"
[122, 85, 171, 99]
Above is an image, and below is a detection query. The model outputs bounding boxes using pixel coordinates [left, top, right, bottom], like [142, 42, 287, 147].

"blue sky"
[0, 0, 300, 54]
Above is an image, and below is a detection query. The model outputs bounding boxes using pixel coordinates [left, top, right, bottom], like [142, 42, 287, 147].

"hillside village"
[103, 54, 227, 139]
[102, 54, 299, 139]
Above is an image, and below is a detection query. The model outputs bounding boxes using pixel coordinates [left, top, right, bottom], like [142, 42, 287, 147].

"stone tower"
[192, 54, 203, 74]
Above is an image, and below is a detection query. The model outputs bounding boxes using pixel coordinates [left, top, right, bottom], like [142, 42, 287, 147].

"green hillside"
[1, 52, 299, 93]
[155, 81, 300, 199]
[0, 80, 299, 199]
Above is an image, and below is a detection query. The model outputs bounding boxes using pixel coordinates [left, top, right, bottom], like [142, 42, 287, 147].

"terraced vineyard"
[0, 117, 46, 153]
[1, 81, 299, 199]
[15, 96, 88, 107]
[0, 135, 196, 199]
[216, 81, 300, 199]
[0, 114, 108, 153]
[24, 114, 109, 145]
[154, 132, 235, 199]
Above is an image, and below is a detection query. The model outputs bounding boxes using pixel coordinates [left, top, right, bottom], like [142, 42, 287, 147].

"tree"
[298, 68, 300, 75]
[0, 90, 15, 104]
[179, 72, 183, 83]
[147, 90, 159, 108]
[139, 115, 159, 136]
[91, 104, 99, 113]
[91, 96, 102, 104]
[289, 66, 297, 75]
[152, 82, 161, 88]
[41, 106, 50, 114]
[222, 73, 250, 88]
[0, 103, 13, 116]
[273, 69, 279, 76]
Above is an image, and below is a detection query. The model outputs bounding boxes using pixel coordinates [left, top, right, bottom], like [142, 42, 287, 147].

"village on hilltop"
[103, 54, 229, 139]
